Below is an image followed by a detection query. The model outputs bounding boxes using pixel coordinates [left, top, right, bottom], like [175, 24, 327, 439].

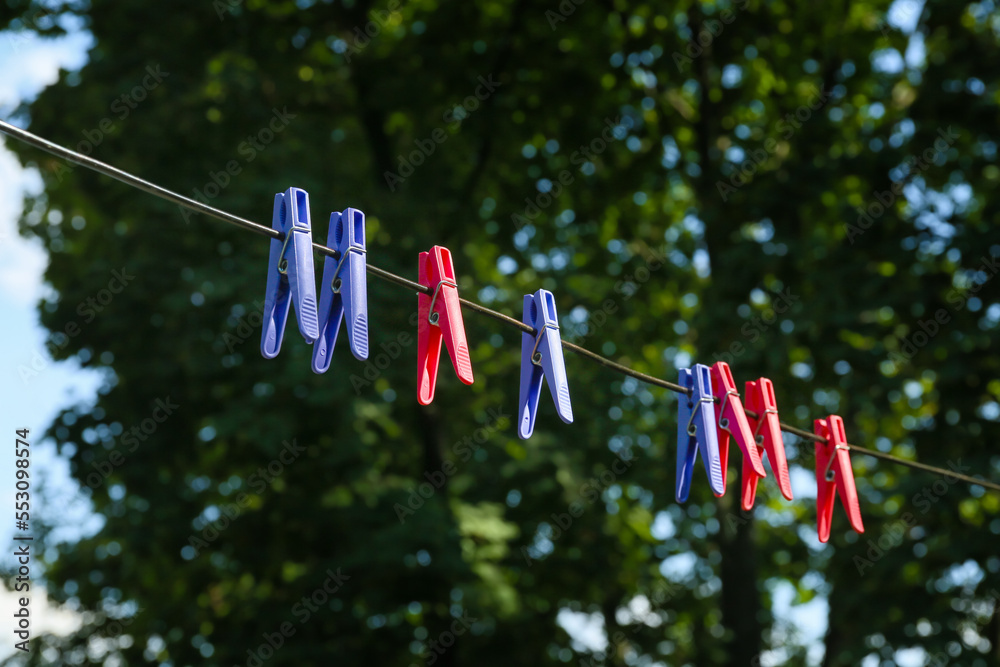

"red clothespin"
[710, 362, 766, 499]
[814, 415, 864, 543]
[417, 246, 474, 405]
[743, 378, 793, 510]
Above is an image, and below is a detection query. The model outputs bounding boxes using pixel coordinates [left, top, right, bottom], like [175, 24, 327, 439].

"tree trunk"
[419, 406, 458, 667]
[719, 466, 763, 666]
[821, 584, 846, 667]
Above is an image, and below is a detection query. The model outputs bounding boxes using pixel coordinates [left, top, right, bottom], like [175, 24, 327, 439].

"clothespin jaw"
[710, 362, 767, 498]
[311, 208, 369, 374]
[742, 378, 793, 510]
[261, 187, 320, 359]
[416, 246, 474, 405]
[518, 289, 573, 439]
[676, 364, 724, 502]
[814, 415, 864, 543]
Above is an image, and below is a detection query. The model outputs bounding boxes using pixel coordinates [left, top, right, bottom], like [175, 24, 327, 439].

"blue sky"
[0, 26, 98, 655]
[0, 26, 98, 543]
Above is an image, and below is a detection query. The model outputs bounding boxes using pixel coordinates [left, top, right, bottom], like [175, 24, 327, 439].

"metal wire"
[2, 119, 998, 494]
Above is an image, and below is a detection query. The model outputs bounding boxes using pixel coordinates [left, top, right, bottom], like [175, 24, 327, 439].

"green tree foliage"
[3, 0, 1000, 664]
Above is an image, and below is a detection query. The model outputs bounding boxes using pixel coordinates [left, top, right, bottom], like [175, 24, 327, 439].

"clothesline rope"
[1, 119, 996, 495]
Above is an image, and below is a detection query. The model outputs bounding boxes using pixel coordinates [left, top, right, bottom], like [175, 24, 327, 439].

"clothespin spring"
[276, 231, 294, 275]
[530, 324, 559, 365]
[427, 279, 458, 325]
[823, 443, 851, 481]
[686, 396, 715, 436]
[753, 408, 778, 444]
[330, 246, 366, 293]
[718, 389, 739, 432]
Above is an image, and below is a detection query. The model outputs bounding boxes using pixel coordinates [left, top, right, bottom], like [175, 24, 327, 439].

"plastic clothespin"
[814, 415, 864, 543]
[311, 208, 369, 374]
[676, 364, 724, 501]
[261, 187, 320, 359]
[743, 378, 794, 509]
[417, 246, 474, 405]
[710, 362, 767, 500]
[518, 289, 573, 439]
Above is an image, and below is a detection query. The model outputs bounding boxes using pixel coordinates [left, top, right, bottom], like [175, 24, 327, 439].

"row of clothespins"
[261, 187, 864, 543]
[678, 364, 864, 542]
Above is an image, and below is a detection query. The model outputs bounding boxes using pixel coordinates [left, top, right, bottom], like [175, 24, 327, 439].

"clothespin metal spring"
[276, 231, 294, 275]
[531, 323, 559, 365]
[427, 279, 458, 325]
[330, 246, 366, 293]
[686, 396, 714, 436]
[824, 443, 851, 481]
[754, 408, 778, 444]
[718, 389, 739, 432]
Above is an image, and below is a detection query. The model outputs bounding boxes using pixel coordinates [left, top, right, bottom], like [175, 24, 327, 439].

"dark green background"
[3, 0, 1000, 664]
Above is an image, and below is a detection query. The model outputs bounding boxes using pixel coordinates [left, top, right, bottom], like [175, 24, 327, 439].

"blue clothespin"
[518, 289, 573, 439]
[311, 208, 369, 373]
[261, 187, 320, 359]
[676, 364, 724, 501]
